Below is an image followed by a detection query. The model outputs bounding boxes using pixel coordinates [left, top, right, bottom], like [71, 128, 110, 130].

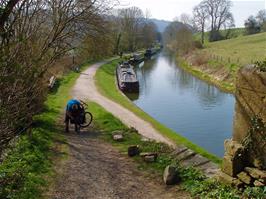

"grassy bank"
[183, 32, 266, 93]
[0, 62, 91, 198]
[89, 101, 265, 199]
[178, 57, 235, 93]
[95, 59, 221, 164]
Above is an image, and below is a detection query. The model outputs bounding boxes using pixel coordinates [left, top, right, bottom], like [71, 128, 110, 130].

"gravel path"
[71, 61, 175, 147]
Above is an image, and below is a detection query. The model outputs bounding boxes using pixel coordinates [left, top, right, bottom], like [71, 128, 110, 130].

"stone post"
[219, 65, 266, 187]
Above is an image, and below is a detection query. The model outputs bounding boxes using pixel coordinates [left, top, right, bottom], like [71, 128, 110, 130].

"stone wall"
[219, 65, 266, 187]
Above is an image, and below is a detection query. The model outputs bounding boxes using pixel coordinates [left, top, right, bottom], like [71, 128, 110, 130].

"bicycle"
[71, 100, 93, 133]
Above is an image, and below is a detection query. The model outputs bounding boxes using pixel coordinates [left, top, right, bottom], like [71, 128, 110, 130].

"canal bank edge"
[177, 57, 235, 94]
[95, 58, 222, 165]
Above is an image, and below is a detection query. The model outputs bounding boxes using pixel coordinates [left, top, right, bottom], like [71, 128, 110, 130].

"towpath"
[48, 61, 191, 198]
[71, 61, 175, 146]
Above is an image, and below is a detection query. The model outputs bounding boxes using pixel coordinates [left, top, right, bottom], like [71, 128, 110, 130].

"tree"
[202, 0, 234, 41]
[141, 21, 158, 48]
[117, 7, 144, 51]
[114, 7, 158, 52]
[193, 2, 209, 44]
[256, 9, 266, 32]
[0, 0, 118, 152]
[179, 13, 193, 26]
[163, 21, 193, 54]
[244, 15, 261, 35]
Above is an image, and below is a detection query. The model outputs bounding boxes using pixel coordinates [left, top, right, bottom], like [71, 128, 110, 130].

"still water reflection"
[128, 53, 235, 157]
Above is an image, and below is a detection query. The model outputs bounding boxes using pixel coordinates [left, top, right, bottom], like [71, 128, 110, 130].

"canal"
[128, 52, 235, 157]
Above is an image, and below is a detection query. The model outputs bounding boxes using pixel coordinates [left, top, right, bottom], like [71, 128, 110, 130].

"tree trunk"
[201, 26, 205, 45]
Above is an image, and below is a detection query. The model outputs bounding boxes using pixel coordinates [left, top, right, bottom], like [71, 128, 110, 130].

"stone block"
[163, 165, 180, 185]
[252, 158, 265, 170]
[171, 146, 187, 156]
[140, 152, 158, 163]
[127, 145, 140, 157]
[197, 162, 219, 178]
[141, 137, 150, 142]
[237, 171, 253, 185]
[222, 155, 243, 177]
[112, 130, 124, 141]
[217, 171, 235, 185]
[232, 66, 266, 168]
[140, 152, 158, 157]
[112, 134, 123, 141]
[232, 103, 251, 142]
[217, 171, 244, 188]
[233, 179, 245, 188]
[254, 180, 265, 187]
[143, 155, 157, 163]
[245, 167, 266, 181]
[224, 139, 244, 157]
[180, 154, 209, 167]
[175, 149, 196, 161]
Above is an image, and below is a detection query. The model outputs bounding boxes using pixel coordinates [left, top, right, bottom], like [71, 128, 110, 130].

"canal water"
[128, 53, 235, 157]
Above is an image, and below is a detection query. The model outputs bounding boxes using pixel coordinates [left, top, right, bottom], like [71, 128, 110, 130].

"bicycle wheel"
[79, 112, 93, 128]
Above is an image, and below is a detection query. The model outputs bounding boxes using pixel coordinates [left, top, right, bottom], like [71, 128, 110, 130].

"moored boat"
[116, 62, 139, 92]
[144, 48, 159, 58]
[129, 53, 144, 65]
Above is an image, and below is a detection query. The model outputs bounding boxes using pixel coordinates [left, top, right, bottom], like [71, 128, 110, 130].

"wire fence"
[209, 54, 261, 66]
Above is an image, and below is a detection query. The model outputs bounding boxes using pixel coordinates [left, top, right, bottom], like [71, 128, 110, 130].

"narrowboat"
[128, 53, 144, 65]
[116, 62, 139, 92]
[144, 48, 158, 58]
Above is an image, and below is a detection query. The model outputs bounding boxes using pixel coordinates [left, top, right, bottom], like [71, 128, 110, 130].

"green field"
[203, 32, 266, 65]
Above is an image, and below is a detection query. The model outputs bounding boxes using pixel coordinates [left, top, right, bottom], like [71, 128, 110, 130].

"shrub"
[254, 59, 266, 72]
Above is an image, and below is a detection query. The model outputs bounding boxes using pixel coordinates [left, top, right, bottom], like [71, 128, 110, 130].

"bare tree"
[141, 21, 157, 48]
[256, 9, 266, 31]
[244, 15, 261, 35]
[256, 9, 266, 24]
[0, 0, 118, 152]
[193, 2, 209, 44]
[117, 7, 144, 51]
[179, 13, 193, 26]
[202, 0, 234, 41]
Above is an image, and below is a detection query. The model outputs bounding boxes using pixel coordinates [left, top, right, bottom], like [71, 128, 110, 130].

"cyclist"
[65, 99, 85, 132]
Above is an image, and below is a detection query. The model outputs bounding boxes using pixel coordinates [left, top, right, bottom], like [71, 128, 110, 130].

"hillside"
[150, 18, 171, 33]
[184, 32, 266, 92]
[203, 32, 266, 65]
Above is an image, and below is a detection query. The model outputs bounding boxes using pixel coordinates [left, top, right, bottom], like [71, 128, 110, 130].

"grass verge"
[178, 57, 235, 93]
[89, 101, 266, 199]
[95, 59, 221, 164]
[0, 62, 92, 199]
[189, 32, 266, 94]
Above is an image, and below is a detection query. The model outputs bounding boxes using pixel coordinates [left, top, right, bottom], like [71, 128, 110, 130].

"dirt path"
[48, 130, 190, 199]
[71, 61, 175, 147]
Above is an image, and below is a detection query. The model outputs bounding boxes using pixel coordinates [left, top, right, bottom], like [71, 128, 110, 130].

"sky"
[117, 0, 266, 27]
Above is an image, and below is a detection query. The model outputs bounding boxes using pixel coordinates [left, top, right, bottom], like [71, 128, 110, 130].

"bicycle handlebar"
[79, 99, 88, 108]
